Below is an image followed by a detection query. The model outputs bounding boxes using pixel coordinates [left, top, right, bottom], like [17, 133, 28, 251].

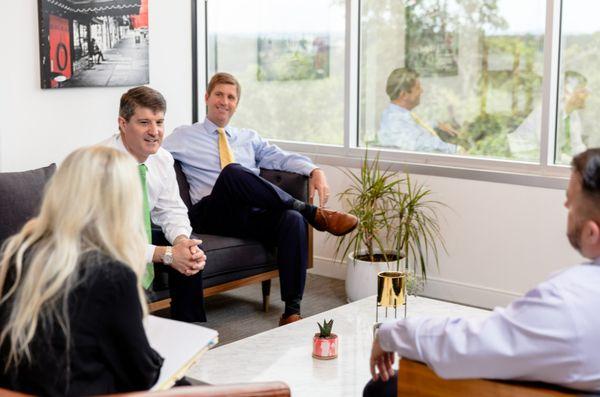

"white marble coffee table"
[186, 295, 490, 396]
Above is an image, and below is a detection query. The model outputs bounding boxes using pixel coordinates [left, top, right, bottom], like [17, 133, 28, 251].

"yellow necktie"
[411, 112, 439, 138]
[217, 128, 235, 169]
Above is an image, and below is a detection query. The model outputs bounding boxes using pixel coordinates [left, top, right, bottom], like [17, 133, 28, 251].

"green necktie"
[138, 164, 154, 289]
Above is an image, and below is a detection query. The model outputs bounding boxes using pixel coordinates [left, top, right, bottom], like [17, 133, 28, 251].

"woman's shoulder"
[79, 251, 137, 288]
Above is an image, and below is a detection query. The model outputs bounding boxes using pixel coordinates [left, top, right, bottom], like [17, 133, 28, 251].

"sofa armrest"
[259, 169, 309, 203]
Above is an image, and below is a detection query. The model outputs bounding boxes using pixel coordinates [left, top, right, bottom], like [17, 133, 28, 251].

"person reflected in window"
[365, 148, 600, 396]
[378, 67, 457, 154]
[508, 71, 589, 163]
[0, 147, 163, 396]
[559, 71, 589, 161]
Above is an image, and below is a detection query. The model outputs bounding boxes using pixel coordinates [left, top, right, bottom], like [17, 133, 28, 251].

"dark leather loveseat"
[0, 163, 312, 315]
[149, 162, 312, 313]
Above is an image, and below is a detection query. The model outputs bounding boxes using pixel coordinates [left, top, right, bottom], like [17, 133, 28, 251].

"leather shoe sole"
[311, 208, 358, 236]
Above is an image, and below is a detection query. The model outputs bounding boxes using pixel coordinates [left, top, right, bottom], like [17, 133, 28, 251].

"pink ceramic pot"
[312, 333, 338, 360]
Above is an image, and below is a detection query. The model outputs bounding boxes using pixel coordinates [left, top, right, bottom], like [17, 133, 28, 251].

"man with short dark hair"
[378, 67, 457, 153]
[163, 72, 358, 326]
[365, 148, 600, 395]
[100, 86, 207, 323]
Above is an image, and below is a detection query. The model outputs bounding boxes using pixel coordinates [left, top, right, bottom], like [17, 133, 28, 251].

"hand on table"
[369, 334, 395, 382]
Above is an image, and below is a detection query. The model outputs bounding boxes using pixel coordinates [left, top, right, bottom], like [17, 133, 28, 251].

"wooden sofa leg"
[262, 279, 271, 312]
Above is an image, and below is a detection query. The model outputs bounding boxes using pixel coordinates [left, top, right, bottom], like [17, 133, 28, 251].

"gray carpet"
[155, 274, 346, 346]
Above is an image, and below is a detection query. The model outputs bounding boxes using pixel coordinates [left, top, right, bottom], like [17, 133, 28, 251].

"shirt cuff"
[165, 227, 192, 245]
[301, 164, 318, 177]
[146, 244, 156, 264]
[378, 321, 401, 352]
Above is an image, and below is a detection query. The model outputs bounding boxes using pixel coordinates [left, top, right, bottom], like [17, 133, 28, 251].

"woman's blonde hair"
[0, 146, 148, 371]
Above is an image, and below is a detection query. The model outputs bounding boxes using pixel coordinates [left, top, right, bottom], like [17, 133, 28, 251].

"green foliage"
[335, 149, 448, 278]
[317, 319, 334, 338]
[395, 173, 447, 279]
[335, 151, 405, 265]
[464, 112, 525, 158]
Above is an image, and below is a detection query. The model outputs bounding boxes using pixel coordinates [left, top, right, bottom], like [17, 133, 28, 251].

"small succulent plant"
[317, 319, 334, 338]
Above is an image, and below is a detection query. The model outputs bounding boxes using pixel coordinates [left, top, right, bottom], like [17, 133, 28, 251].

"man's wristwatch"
[161, 246, 174, 265]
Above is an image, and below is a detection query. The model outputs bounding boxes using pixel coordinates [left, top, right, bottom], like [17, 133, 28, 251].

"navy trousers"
[167, 262, 206, 322]
[189, 163, 308, 312]
[363, 374, 397, 397]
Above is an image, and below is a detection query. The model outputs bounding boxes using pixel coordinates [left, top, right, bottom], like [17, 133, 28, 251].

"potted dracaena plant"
[312, 319, 338, 360]
[335, 149, 447, 302]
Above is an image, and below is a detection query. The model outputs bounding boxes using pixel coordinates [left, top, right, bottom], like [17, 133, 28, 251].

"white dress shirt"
[378, 103, 456, 154]
[378, 260, 600, 391]
[99, 134, 192, 262]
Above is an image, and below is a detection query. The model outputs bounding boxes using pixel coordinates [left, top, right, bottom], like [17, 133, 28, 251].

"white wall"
[0, 0, 192, 172]
[1, 0, 581, 310]
[311, 165, 582, 308]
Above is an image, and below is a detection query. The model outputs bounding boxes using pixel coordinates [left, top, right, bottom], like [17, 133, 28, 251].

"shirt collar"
[114, 133, 152, 168]
[389, 103, 410, 114]
[203, 118, 232, 137]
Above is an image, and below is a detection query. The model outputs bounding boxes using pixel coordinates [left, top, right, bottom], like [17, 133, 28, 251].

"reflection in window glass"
[207, 0, 345, 145]
[555, 0, 597, 165]
[359, 0, 546, 162]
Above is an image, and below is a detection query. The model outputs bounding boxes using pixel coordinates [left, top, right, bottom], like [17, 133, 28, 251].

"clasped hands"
[170, 236, 206, 276]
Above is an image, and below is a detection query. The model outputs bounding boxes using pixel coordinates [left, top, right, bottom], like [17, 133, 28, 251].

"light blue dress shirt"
[378, 103, 456, 154]
[163, 118, 316, 204]
[379, 260, 600, 391]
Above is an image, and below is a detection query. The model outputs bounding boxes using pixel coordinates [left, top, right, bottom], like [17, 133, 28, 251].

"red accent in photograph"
[48, 14, 72, 88]
[130, 0, 148, 29]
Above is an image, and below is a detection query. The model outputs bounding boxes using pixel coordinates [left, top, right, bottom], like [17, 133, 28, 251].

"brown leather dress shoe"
[279, 313, 302, 326]
[311, 208, 358, 236]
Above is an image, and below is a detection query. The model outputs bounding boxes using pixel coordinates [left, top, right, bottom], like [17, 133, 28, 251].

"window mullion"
[344, 0, 360, 149]
[539, 0, 562, 168]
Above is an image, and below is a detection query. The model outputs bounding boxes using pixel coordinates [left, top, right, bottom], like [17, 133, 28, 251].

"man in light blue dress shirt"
[378, 68, 457, 154]
[365, 149, 600, 394]
[163, 73, 358, 326]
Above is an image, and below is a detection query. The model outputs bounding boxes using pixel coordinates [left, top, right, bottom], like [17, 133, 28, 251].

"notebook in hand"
[145, 315, 218, 390]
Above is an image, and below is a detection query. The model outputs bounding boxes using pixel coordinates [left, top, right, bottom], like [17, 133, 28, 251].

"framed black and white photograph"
[37, 0, 149, 89]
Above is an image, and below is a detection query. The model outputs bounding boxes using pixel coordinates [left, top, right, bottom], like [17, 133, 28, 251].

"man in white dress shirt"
[100, 86, 207, 322]
[366, 148, 600, 394]
[378, 67, 458, 154]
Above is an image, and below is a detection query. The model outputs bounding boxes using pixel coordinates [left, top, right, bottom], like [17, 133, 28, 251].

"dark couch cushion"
[0, 164, 56, 245]
[198, 234, 277, 285]
[151, 229, 277, 294]
[150, 162, 308, 299]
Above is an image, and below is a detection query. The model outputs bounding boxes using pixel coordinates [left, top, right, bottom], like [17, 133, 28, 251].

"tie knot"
[217, 128, 226, 136]
[138, 163, 148, 178]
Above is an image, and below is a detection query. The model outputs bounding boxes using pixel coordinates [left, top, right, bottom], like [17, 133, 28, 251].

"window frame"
[194, 0, 571, 190]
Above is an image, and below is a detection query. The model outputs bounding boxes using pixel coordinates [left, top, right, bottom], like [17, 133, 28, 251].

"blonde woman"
[0, 147, 162, 396]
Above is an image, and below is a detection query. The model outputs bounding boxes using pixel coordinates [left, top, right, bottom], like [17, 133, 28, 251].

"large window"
[206, 0, 345, 145]
[359, 0, 546, 162]
[202, 1, 600, 179]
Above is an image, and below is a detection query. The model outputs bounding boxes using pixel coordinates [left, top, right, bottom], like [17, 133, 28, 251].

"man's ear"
[205, 92, 209, 103]
[583, 220, 600, 247]
[118, 116, 126, 133]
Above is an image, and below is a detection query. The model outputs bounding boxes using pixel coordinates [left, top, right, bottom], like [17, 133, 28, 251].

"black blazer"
[0, 252, 163, 396]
